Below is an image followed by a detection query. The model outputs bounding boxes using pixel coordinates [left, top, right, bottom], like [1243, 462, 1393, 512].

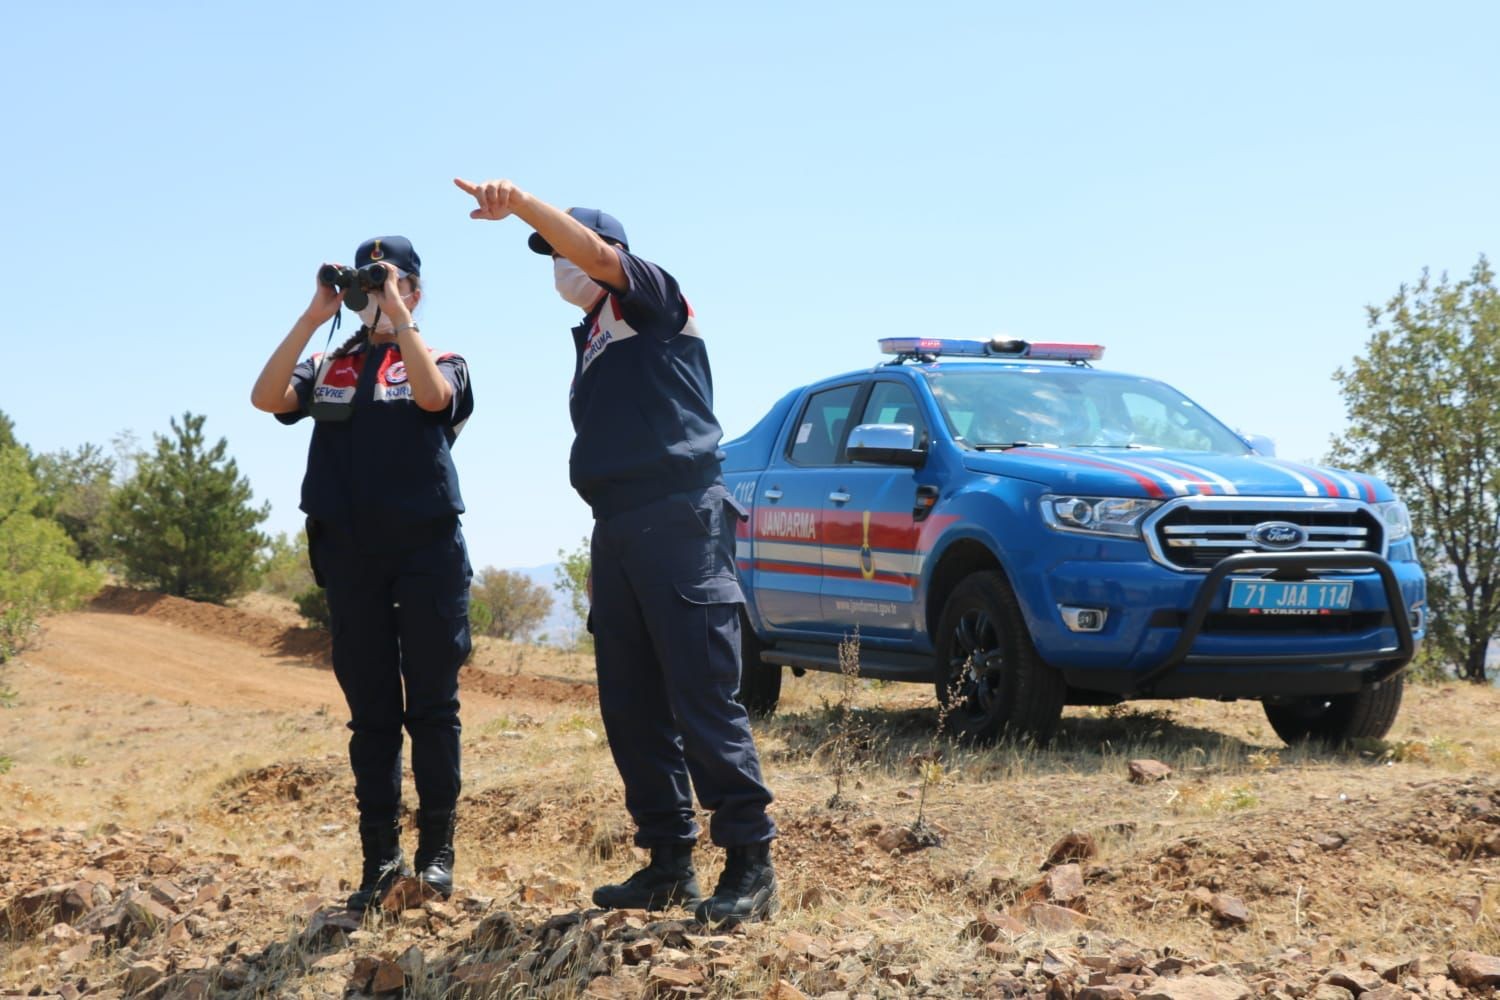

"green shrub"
[294, 587, 330, 629]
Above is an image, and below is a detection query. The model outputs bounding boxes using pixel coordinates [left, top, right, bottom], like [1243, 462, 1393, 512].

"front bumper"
[1032, 550, 1425, 698]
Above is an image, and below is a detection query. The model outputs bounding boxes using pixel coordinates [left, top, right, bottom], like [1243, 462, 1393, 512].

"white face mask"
[554, 258, 603, 310]
[356, 292, 415, 332]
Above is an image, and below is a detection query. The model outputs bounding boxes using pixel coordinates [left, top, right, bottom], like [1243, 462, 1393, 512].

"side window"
[788, 384, 861, 466]
[858, 381, 927, 444]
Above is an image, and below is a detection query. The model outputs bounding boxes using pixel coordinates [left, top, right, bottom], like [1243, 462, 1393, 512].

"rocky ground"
[0, 589, 1496, 998]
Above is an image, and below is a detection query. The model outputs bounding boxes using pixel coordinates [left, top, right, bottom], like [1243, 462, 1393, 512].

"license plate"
[1227, 579, 1353, 615]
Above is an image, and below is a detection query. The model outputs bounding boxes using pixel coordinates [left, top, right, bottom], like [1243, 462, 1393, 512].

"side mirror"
[1240, 432, 1276, 457]
[847, 423, 926, 467]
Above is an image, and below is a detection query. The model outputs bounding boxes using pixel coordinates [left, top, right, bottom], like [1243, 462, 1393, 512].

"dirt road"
[25, 612, 342, 711]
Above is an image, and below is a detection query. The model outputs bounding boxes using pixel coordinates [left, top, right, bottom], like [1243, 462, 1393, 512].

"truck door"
[750, 383, 861, 634]
[820, 379, 931, 641]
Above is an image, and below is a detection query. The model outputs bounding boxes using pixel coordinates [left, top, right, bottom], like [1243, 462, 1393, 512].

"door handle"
[828, 491, 851, 503]
[763, 488, 783, 501]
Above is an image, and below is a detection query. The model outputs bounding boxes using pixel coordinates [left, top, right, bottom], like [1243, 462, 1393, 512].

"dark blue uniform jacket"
[568, 250, 724, 518]
[278, 341, 473, 542]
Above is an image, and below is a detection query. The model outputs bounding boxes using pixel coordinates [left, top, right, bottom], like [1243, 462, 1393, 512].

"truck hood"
[960, 447, 1392, 502]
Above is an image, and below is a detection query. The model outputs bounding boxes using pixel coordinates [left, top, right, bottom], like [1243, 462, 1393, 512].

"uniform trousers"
[590, 484, 776, 848]
[311, 516, 472, 822]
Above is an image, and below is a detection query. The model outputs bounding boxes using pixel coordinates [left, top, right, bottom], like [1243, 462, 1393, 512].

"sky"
[3, 2, 1497, 571]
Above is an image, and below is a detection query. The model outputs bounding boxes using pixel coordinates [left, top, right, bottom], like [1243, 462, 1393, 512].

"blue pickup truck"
[722, 337, 1425, 745]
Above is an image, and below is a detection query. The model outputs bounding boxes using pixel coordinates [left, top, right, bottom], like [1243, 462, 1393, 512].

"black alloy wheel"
[934, 570, 1066, 743]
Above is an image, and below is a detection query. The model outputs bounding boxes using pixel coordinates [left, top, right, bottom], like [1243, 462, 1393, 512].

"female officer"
[250, 236, 475, 911]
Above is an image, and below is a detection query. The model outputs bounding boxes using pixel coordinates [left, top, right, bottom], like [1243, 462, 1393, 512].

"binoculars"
[318, 262, 391, 311]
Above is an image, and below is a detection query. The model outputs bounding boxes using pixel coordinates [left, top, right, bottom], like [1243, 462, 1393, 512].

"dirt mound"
[1109, 776, 1500, 930]
[457, 667, 596, 705]
[215, 760, 347, 816]
[90, 585, 332, 664]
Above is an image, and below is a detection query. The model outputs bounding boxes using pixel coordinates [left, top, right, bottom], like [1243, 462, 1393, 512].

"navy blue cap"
[355, 235, 421, 275]
[528, 208, 629, 255]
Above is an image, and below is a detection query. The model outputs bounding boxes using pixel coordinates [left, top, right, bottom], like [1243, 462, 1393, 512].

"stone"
[43, 922, 81, 946]
[469, 910, 518, 952]
[1209, 893, 1250, 926]
[1078, 988, 1131, 1000]
[1454, 894, 1482, 921]
[423, 900, 456, 923]
[302, 908, 361, 947]
[1448, 951, 1500, 989]
[802, 967, 849, 994]
[396, 944, 425, 979]
[368, 958, 406, 993]
[780, 930, 815, 956]
[1324, 969, 1382, 994]
[1043, 831, 1098, 869]
[1010, 902, 1092, 933]
[119, 891, 174, 941]
[448, 961, 508, 995]
[380, 875, 441, 912]
[966, 909, 1027, 942]
[1043, 864, 1087, 908]
[1309, 986, 1354, 1000]
[883, 965, 914, 986]
[622, 936, 659, 964]
[217, 959, 251, 990]
[645, 965, 705, 995]
[584, 975, 640, 1000]
[874, 825, 939, 854]
[2, 885, 86, 932]
[765, 981, 809, 1000]
[348, 956, 381, 992]
[123, 958, 167, 995]
[1129, 759, 1173, 784]
[146, 879, 185, 909]
[1137, 975, 1252, 1000]
[1363, 956, 1420, 983]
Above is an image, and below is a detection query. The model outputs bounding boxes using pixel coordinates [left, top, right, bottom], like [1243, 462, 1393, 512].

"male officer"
[454, 176, 777, 926]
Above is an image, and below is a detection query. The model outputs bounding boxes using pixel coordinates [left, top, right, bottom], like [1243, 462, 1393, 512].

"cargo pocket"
[674, 574, 745, 607]
[434, 588, 472, 667]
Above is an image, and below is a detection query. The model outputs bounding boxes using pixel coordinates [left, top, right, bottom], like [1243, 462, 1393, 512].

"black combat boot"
[694, 842, 777, 927]
[591, 843, 701, 911]
[414, 809, 456, 899]
[347, 818, 410, 911]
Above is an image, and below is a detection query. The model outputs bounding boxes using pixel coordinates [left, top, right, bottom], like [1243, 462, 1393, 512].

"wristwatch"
[394, 322, 420, 335]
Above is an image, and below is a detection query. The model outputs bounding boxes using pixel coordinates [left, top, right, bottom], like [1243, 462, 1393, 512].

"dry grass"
[2, 602, 1498, 996]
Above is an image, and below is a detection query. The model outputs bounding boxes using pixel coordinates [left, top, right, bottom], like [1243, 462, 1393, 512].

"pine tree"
[108, 412, 270, 603]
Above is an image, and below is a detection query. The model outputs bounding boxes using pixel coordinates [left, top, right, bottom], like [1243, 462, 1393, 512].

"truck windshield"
[922, 368, 1250, 454]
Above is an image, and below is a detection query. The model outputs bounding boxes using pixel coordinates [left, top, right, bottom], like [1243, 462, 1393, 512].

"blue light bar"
[878, 337, 1105, 362]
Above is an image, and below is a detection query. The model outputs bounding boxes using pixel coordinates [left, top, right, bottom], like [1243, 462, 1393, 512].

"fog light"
[1060, 605, 1108, 633]
[1408, 604, 1424, 632]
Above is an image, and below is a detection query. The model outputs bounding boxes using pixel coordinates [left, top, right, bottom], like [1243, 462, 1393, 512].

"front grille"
[1148, 610, 1389, 634]
[1149, 500, 1383, 571]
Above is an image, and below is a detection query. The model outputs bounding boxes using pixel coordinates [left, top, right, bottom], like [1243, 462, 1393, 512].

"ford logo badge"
[1250, 521, 1307, 549]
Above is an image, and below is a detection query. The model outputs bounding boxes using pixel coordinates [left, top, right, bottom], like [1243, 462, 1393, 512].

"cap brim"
[527, 232, 554, 256]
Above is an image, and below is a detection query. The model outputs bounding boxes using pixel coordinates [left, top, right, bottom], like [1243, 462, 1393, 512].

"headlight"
[1374, 500, 1412, 542]
[1041, 495, 1162, 538]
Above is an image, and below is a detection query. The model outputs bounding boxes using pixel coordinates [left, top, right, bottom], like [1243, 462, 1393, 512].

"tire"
[737, 612, 782, 718]
[1262, 674, 1404, 746]
[933, 570, 1066, 743]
